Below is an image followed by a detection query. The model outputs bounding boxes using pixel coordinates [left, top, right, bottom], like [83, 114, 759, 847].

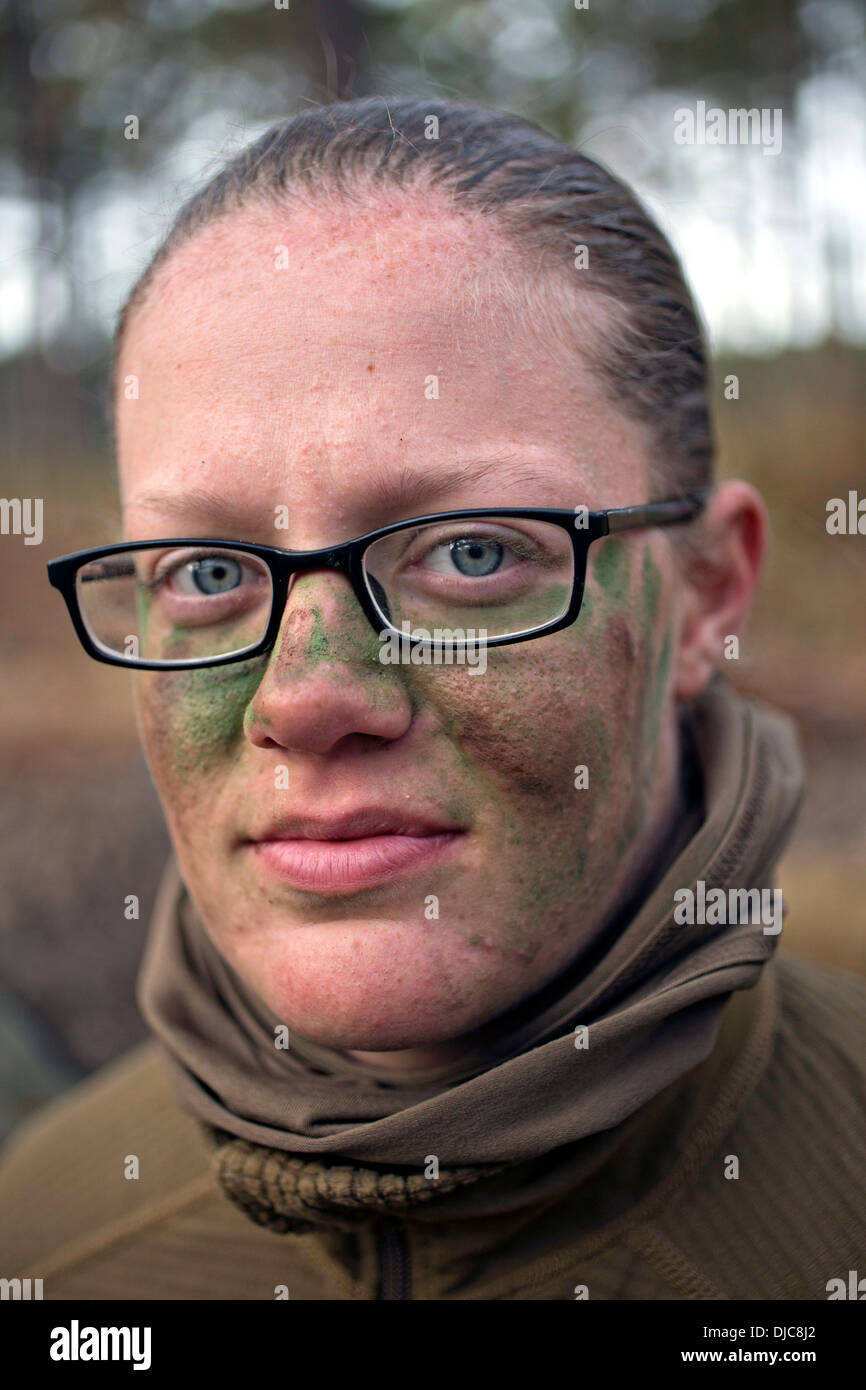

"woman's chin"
[260, 994, 480, 1051]
[232, 948, 483, 1051]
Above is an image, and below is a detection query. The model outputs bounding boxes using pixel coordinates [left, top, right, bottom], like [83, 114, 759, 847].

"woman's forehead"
[124, 194, 513, 330]
[116, 194, 613, 390]
[115, 204, 650, 532]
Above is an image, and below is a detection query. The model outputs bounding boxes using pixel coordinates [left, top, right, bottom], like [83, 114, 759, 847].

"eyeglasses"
[46, 493, 709, 670]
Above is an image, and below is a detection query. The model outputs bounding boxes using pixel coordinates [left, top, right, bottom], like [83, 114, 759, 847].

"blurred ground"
[0, 343, 864, 1145]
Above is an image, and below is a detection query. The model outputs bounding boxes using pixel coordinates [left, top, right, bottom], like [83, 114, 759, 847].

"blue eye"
[178, 556, 245, 596]
[147, 548, 271, 616]
[447, 538, 504, 577]
[166, 553, 246, 597]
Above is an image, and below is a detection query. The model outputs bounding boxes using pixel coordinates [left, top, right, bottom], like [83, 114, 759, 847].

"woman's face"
[116, 196, 681, 1050]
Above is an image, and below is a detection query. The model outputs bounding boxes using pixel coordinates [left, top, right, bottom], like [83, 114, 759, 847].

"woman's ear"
[671, 480, 768, 702]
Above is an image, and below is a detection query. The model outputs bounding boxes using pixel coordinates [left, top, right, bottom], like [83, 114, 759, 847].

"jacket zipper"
[378, 1218, 411, 1300]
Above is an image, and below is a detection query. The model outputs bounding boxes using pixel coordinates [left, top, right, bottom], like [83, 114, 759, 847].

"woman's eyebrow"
[125, 458, 560, 530]
[364, 457, 556, 513]
[125, 486, 263, 529]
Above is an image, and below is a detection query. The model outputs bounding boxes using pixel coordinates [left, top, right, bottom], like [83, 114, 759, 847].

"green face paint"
[137, 523, 674, 1040]
[593, 536, 630, 603]
[304, 604, 332, 663]
[279, 590, 382, 670]
[118, 187, 692, 1062]
[414, 580, 573, 635]
[272, 590, 408, 705]
[135, 585, 149, 651]
[578, 709, 611, 793]
[146, 656, 267, 776]
[642, 543, 662, 634]
[141, 582, 417, 785]
[646, 625, 673, 750]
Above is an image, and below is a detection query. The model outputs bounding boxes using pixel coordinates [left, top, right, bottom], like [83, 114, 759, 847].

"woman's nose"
[243, 571, 413, 756]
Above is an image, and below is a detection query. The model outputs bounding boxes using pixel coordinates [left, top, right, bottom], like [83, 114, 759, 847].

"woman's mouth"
[247, 830, 465, 893]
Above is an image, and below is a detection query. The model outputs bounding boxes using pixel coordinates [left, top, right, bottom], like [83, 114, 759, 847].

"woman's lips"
[249, 831, 464, 893]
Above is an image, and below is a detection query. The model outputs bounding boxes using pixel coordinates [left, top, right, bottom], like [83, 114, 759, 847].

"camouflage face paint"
[593, 536, 630, 604]
[118, 191, 686, 1061]
[142, 656, 268, 778]
[614, 543, 668, 853]
[268, 588, 411, 715]
[400, 534, 667, 964]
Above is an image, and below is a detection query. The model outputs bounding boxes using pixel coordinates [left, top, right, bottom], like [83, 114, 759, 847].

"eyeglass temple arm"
[604, 488, 712, 535]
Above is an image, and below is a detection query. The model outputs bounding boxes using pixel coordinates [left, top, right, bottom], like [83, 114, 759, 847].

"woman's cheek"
[424, 541, 664, 895]
[426, 623, 629, 857]
[135, 661, 263, 810]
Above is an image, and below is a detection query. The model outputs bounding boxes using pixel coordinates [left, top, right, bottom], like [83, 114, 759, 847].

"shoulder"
[655, 955, 866, 1298]
[773, 950, 866, 1063]
[732, 951, 866, 1159]
[0, 1043, 343, 1299]
[0, 1040, 212, 1276]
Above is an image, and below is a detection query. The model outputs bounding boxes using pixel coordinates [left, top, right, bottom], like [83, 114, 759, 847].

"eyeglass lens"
[363, 516, 574, 639]
[74, 518, 575, 664]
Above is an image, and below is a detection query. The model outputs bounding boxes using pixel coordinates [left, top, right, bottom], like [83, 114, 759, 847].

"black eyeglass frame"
[46, 491, 710, 671]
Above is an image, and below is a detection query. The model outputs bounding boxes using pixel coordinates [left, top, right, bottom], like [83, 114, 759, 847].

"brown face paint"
[613, 542, 667, 855]
[141, 529, 670, 1033]
[402, 536, 654, 962]
[140, 580, 411, 785]
[119, 196, 684, 1058]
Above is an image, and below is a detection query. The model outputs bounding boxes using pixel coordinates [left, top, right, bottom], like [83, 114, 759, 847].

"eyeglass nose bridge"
[263, 537, 385, 651]
[271, 541, 353, 573]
